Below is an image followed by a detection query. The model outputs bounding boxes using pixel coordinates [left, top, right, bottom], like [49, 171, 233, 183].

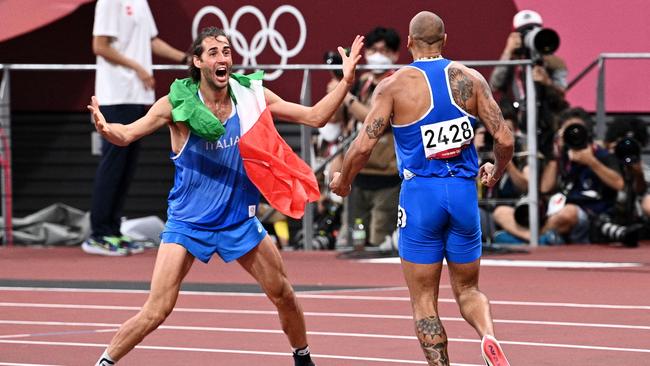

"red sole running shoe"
[481, 335, 510, 366]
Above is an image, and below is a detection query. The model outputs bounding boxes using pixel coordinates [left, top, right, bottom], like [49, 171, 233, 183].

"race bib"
[420, 116, 474, 159]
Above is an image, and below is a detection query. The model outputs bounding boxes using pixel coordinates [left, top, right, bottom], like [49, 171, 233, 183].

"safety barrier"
[0, 60, 539, 249]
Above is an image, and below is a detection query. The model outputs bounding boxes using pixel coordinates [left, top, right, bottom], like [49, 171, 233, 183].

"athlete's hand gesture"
[87, 96, 126, 146]
[340, 35, 364, 85]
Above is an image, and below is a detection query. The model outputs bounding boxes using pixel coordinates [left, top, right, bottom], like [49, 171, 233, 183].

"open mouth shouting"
[215, 66, 228, 82]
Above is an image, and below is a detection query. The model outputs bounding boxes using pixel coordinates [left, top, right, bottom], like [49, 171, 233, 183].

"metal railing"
[0, 60, 540, 249]
[567, 53, 650, 140]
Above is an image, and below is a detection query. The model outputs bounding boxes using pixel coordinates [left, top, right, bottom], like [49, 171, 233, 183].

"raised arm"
[88, 95, 172, 146]
[472, 69, 515, 187]
[265, 35, 364, 127]
[329, 78, 394, 197]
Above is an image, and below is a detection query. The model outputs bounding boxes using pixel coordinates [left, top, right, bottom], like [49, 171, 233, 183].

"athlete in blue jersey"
[331, 12, 514, 366]
[87, 27, 364, 366]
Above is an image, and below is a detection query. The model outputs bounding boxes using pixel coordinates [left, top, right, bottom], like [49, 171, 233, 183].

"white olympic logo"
[192, 5, 307, 81]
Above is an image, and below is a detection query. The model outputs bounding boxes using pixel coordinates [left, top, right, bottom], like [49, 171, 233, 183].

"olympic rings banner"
[191, 5, 307, 81]
[148, 0, 517, 104]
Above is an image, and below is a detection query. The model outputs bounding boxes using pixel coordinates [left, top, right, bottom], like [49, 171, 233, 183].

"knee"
[140, 304, 172, 328]
[267, 280, 298, 310]
[492, 206, 514, 227]
[452, 282, 479, 301]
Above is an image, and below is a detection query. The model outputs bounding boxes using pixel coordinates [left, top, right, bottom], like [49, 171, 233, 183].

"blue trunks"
[398, 176, 482, 264]
[161, 217, 267, 263]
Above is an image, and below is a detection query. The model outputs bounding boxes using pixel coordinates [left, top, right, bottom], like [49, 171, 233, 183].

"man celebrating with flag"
[88, 27, 364, 366]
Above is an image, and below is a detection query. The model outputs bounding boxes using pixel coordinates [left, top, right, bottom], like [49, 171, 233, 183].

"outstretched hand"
[340, 35, 364, 85]
[87, 96, 110, 135]
[87, 96, 126, 146]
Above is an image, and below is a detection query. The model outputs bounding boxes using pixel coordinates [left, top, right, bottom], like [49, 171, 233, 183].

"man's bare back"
[380, 62, 489, 126]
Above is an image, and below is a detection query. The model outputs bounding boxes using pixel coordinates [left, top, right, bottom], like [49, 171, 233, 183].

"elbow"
[92, 39, 107, 57]
[313, 118, 328, 128]
[613, 177, 625, 192]
[306, 110, 329, 128]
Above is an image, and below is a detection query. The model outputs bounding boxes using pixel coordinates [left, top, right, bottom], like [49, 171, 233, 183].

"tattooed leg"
[415, 316, 449, 366]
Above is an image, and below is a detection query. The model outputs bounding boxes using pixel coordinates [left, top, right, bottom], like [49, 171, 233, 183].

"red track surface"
[0, 243, 649, 365]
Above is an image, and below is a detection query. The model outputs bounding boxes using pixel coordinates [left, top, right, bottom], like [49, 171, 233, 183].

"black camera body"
[562, 123, 591, 150]
[615, 137, 642, 165]
[324, 50, 343, 80]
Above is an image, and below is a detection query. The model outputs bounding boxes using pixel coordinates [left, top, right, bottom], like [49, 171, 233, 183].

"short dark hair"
[559, 107, 594, 132]
[605, 116, 648, 146]
[188, 27, 230, 82]
[364, 27, 400, 52]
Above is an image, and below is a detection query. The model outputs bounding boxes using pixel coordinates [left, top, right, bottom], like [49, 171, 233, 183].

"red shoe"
[481, 335, 510, 366]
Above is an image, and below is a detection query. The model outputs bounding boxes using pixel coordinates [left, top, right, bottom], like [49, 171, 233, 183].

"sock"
[96, 349, 116, 366]
[292, 345, 314, 366]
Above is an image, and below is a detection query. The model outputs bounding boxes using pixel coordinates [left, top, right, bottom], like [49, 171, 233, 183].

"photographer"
[542, 108, 624, 243]
[601, 117, 649, 245]
[490, 10, 568, 158]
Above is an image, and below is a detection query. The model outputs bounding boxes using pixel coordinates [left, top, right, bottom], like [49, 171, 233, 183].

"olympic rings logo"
[192, 5, 307, 81]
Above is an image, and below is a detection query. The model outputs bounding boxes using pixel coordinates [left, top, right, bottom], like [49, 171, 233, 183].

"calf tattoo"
[415, 316, 449, 366]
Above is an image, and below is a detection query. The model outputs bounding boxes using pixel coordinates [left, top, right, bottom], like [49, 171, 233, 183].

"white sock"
[292, 345, 310, 356]
[96, 349, 116, 366]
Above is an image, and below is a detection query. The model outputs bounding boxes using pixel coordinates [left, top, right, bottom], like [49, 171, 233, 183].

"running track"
[0, 243, 649, 365]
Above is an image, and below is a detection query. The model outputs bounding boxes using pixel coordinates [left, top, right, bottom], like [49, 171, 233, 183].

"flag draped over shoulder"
[168, 74, 319, 219]
[229, 72, 320, 219]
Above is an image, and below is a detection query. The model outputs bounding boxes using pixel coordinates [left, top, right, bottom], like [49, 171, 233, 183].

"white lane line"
[1, 318, 650, 349]
[0, 332, 648, 355]
[2, 316, 645, 332]
[361, 258, 644, 268]
[1, 290, 649, 310]
[1, 304, 650, 331]
[0, 339, 457, 365]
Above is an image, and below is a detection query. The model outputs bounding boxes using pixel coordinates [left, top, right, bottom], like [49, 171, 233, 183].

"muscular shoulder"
[378, 68, 420, 94]
[447, 63, 489, 112]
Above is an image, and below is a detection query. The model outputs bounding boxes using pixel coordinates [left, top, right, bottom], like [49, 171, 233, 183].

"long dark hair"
[188, 27, 231, 82]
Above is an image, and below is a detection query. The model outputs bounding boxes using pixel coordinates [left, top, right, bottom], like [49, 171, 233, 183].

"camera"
[324, 50, 343, 80]
[562, 123, 591, 150]
[614, 137, 641, 165]
[518, 25, 560, 60]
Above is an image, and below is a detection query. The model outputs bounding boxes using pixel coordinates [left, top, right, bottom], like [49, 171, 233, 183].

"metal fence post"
[525, 63, 539, 248]
[0, 67, 13, 246]
[299, 69, 314, 250]
[595, 56, 607, 141]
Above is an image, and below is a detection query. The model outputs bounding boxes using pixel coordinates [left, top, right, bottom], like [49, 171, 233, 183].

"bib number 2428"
[420, 116, 473, 159]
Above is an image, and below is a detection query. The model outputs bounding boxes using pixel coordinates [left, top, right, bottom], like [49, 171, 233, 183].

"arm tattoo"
[448, 67, 473, 111]
[365, 117, 385, 139]
[415, 316, 449, 366]
[478, 77, 514, 174]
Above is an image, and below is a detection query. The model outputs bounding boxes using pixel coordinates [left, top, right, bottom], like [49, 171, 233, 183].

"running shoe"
[81, 236, 129, 256]
[481, 335, 510, 366]
[119, 235, 145, 254]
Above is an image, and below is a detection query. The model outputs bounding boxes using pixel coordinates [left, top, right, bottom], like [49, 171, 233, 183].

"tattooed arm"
[329, 78, 394, 197]
[471, 68, 514, 187]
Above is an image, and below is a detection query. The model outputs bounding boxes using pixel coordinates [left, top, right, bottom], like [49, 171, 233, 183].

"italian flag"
[230, 73, 320, 219]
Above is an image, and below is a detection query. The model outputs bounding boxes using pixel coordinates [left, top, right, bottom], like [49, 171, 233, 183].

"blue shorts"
[160, 217, 267, 263]
[398, 176, 482, 264]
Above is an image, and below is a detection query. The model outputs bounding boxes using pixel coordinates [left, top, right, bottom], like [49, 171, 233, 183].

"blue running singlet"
[392, 58, 479, 179]
[166, 105, 260, 230]
[393, 58, 482, 264]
